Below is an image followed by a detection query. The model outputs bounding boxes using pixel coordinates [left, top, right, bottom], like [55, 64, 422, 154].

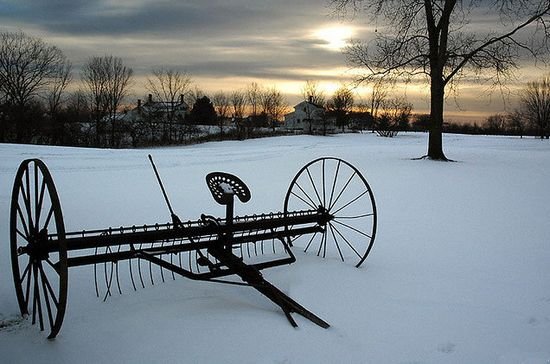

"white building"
[123, 94, 190, 123]
[284, 98, 335, 133]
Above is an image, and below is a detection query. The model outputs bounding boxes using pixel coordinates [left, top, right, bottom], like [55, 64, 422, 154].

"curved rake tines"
[10, 159, 68, 339]
[94, 243, 123, 302]
[284, 157, 377, 268]
[93, 235, 200, 300]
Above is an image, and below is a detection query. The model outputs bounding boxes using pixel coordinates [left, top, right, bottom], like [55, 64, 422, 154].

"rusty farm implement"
[9, 156, 377, 339]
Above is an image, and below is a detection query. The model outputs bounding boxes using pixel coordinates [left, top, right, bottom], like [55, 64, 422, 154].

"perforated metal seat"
[205, 172, 251, 205]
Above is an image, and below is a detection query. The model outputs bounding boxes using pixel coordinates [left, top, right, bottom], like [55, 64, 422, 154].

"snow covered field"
[1, 133, 549, 363]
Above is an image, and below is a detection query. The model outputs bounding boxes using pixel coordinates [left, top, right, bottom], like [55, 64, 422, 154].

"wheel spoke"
[39, 263, 59, 307]
[25, 166, 37, 230]
[329, 222, 363, 259]
[303, 230, 319, 253]
[24, 261, 33, 310]
[331, 190, 369, 215]
[328, 171, 357, 212]
[328, 223, 345, 262]
[36, 177, 47, 229]
[322, 159, 326, 207]
[327, 160, 341, 209]
[305, 167, 323, 207]
[44, 258, 60, 274]
[33, 264, 45, 330]
[322, 229, 327, 258]
[16, 228, 31, 243]
[34, 163, 39, 227]
[20, 184, 35, 233]
[39, 263, 55, 329]
[294, 181, 318, 208]
[20, 259, 33, 284]
[31, 267, 37, 324]
[335, 212, 374, 220]
[316, 229, 326, 257]
[16, 204, 30, 238]
[332, 219, 372, 239]
[42, 205, 55, 230]
[290, 189, 317, 210]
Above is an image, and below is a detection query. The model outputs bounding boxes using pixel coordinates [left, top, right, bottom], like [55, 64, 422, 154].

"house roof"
[293, 100, 324, 111]
[142, 100, 189, 110]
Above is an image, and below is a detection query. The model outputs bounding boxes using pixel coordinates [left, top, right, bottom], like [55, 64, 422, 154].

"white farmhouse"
[284, 97, 335, 133]
[123, 94, 190, 123]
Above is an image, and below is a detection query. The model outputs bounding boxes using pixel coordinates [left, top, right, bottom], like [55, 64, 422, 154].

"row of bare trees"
[0, 30, 293, 147]
[300, 79, 413, 136]
[481, 74, 550, 138]
[0, 31, 136, 146]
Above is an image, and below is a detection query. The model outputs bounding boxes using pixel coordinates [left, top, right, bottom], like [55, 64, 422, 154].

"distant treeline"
[1, 30, 548, 147]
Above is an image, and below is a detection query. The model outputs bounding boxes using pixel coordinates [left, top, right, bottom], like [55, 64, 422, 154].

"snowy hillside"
[1, 133, 549, 363]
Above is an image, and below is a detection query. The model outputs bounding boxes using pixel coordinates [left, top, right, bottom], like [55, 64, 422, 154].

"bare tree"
[0, 31, 68, 141]
[212, 90, 231, 138]
[521, 74, 550, 139]
[230, 89, 247, 138]
[146, 67, 192, 121]
[485, 113, 507, 134]
[46, 59, 72, 118]
[369, 78, 392, 120]
[81, 55, 133, 147]
[246, 82, 262, 117]
[506, 109, 526, 138]
[261, 86, 288, 131]
[329, 85, 354, 132]
[332, 0, 550, 160]
[230, 90, 246, 120]
[63, 89, 91, 144]
[66, 89, 90, 123]
[301, 80, 326, 133]
[45, 59, 72, 144]
[301, 80, 326, 106]
[82, 57, 108, 136]
[377, 97, 413, 137]
[353, 101, 373, 132]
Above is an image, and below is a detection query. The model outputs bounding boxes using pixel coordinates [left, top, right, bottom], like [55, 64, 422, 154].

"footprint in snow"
[437, 342, 456, 354]
[0, 315, 27, 332]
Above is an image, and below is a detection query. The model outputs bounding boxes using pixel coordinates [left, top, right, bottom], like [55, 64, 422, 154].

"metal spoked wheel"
[10, 159, 68, 339]
[284, 157, 377, 268]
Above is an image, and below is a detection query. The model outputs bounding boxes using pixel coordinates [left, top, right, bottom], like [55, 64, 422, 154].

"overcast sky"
[1, 0, 547, 121]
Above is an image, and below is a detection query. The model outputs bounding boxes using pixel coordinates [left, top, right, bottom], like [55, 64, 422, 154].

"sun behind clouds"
[313, 25, 354, 51]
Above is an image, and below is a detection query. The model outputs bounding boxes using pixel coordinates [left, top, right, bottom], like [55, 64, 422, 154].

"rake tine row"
[92, 226, 294, 301]
[94, 238, 198, 299]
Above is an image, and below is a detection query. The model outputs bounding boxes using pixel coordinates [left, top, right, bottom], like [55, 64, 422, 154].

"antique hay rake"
[9, 156, 377, 339]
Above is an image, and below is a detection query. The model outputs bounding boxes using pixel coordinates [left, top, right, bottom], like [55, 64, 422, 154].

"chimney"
[148, 94, 153, 103]
[180, 94, 184, 104]
[308, 95, 313, 103]
[137, 99, 141, 108]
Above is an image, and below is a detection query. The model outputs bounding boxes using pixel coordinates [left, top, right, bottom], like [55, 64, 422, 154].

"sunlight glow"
[313, 26, 354, 51]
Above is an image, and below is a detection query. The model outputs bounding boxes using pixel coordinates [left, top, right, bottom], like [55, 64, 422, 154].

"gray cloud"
[3, 0, 535, 119]
[0, 0, 349, 87]
[2, 0, 317, 38]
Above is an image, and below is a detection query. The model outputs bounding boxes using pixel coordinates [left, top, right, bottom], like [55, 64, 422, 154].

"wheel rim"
[10, 159, 68, 339]
[284, 157, 377, 267]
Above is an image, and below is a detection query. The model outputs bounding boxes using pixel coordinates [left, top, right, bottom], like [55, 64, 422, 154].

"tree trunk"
[428, 78, 448, 160]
